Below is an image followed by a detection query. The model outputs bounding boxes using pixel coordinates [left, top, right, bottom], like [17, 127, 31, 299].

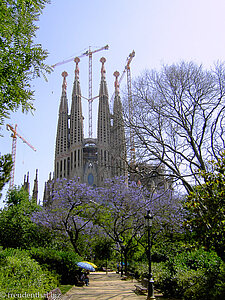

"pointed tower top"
[113, 71, 120, 95]
[62, 71, 68, 92]
[100, 57, 106, 79]
[74, 57, 80, 80]
[32, 169, 38, 204]
[23, 171, 30, 194]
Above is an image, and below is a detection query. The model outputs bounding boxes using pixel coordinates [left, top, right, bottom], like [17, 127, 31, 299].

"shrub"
[28, 247, 83, 284]
[0, 248, 58, 299]
[155, 248, 225, 299]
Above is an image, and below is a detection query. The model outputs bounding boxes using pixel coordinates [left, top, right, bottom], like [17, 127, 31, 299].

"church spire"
[59, 71, 68, 112]
[112, 71, 127, 177]
[54, 71, 69, 179]
[97, 57, 111, 185]
[72, 57, 81, 96]
[70, 57, 84, 179]
[23, 171, 30, 193]
[32, 169, 38, 203]
[114, 70, 120, 96]
[99, 57, 108, 96]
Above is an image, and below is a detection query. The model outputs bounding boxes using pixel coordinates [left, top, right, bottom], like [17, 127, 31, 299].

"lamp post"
[144, 210, 155, 300]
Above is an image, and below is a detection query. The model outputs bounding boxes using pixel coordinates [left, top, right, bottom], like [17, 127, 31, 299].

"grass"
[58, 284, 73, 295]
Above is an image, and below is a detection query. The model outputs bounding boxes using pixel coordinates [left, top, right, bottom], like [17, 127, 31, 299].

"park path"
[62, 272, 164, 300]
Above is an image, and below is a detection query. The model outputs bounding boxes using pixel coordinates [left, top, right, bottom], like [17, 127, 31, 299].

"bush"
[155, 248, 225, 299]
[28, 247, 83, 284]
[0, 248, 58, 299]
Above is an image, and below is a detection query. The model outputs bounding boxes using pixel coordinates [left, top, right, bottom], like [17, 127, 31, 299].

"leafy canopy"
[185, 152, 225, 260]
[0, 0, 51, 126]
[0, 153, 12, 197]
[0, 186, 53, 249]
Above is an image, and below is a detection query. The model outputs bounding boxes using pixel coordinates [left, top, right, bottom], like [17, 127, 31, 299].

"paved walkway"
[62, 272, 164, 300]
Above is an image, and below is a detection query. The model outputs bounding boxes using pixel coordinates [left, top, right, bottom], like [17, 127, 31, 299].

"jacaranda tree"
[32, 177, 185, 266]
[32, 178, 101, 256]
[94, 177, 185, 274]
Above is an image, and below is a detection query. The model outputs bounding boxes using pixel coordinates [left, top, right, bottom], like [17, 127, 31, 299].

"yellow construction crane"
[52, 45, 109, 138]
[6, 124, 36, 189]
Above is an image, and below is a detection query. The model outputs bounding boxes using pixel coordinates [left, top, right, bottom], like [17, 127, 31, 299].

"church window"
[74, 150, 76, 168]
[64, 159, 66, 177]
[88, 173, 94, 185]
[60, 160, 62, 178]
[78, 149, 80, 167]
[67, 158, 70, 176]
[71, 152, 73, 170]
[56, 162, 59, 178]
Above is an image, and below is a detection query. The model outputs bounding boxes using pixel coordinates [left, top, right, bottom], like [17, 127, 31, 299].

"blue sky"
[1, 0, 225, 206]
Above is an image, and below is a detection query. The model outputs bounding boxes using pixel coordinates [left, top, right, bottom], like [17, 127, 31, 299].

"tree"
[0, 153, 12, 197]
[185, 152, 225, 261]
[95, 178, 149, 274]
[33, 177, 185, 264]
[0, 0, 51, 126]
[94, 177, 184, 275]
[0, 186, 52, 249]
[93, 238, 113, 271]
[32, 178, 101, 256]
[126, 61, 225, 193]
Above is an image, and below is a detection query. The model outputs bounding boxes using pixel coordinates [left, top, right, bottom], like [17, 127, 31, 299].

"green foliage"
[0, 153, 12, 196]
[93, 238, 113, 261]
[185, 153, 225, 260]
[6, 184, 30, 206]
[0, 0, 51, 126]
[152, 238, 189, 263]
[28, 247, 83, 285]
[0, 186, 53, 249]
[58, 284, 73, 295]
[0, 248, 58, 298]
[154, 248, 225, 299]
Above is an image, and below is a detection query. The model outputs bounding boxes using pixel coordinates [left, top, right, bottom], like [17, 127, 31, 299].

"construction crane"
[6, 124, 36, 189]
[126, 51, 136, 165]
[52, 44, 109, 138]
[110, 50, 135, 165]
[110, 50, 135, 104]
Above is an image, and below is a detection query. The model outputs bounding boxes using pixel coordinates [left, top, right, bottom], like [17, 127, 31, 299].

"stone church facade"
[43, 57, 127, 204]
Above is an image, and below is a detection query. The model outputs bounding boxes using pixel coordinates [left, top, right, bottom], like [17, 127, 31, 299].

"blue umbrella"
[77, 262, 95, 272]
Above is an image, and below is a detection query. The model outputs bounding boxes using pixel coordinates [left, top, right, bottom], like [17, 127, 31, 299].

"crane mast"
[88, 47, 93, 138]
[126, 51, 136, 165]
[110, 50, 135, 103]
[6, 124, 36, 189]
[81, 45, 109, 138]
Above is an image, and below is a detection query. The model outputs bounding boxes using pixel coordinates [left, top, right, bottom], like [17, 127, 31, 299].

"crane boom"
[51, 54, 85, 68]
[83, 44, 109, 57]
[6, 124, 36, 189]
